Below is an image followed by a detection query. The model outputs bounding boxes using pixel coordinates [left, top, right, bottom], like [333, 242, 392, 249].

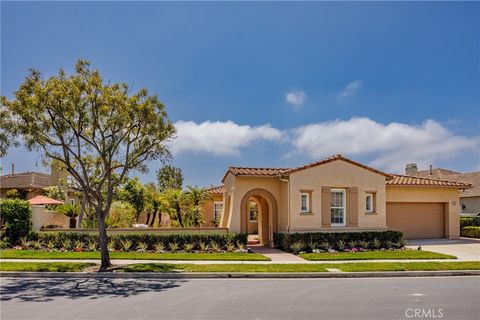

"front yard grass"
[299, 250, 456, 261]
[0, 262, 95, 272]
[0, 250, 270, 261]
[119, 261, 480, 273]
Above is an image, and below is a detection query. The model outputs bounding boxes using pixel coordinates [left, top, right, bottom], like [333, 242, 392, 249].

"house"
[0, 163, 78, 204]
[203, 155, 471, 246]
[406, 164, 480, 216]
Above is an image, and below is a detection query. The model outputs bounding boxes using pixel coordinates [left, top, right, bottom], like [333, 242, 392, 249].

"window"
[249, 201, 258, 222]
[213, 202, 223, 221]
[300, 193, 310, 212]
[330, 189, 346, 226]
[365, 193, 373, 212]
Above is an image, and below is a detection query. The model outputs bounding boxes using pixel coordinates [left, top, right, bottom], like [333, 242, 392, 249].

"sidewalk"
[2, 258, 477, 265]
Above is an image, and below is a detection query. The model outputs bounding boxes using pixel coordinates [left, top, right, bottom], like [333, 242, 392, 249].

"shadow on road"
[1, 278, 184, 302]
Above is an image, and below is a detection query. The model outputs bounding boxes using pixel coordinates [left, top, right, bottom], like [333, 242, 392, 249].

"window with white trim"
[213, 202, 223, 221]
[365, 193, 373, 213]
[300, 193, 309, 212]
[330, 189, 346, 226]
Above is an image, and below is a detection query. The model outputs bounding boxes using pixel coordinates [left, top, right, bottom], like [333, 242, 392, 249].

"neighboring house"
[406, 163, 480, 216]
[204, 155, 470, 246]
[0, 164, 78, 204]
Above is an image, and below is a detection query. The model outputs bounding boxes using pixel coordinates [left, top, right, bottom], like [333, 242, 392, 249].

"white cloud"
[286, 90, 306, 108]
[291, 117, 478, 172]
[170, 120, 283, 156]
[338, 80, 363, 99]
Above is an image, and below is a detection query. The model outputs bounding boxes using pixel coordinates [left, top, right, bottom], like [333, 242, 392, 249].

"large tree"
[0, 60, 175, 271]
[156, 165, 183, 192]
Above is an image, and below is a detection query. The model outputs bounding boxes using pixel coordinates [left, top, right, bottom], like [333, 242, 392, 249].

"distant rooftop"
[0, 172, 52, 190]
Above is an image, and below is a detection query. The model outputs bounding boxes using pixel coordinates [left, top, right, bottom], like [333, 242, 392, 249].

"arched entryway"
[240, 188, 278, 247]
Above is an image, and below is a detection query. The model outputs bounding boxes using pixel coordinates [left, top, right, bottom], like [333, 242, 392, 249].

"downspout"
[279, 175, 290, 234]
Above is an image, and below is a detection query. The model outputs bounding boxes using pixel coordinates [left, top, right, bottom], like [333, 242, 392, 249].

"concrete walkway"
[406, 238, 480, 261]
[247, 245, 306, 262]
[2, 258, 478, 265]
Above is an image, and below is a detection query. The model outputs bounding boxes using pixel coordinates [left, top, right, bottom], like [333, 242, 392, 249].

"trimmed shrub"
[460, 217, 480, 228]
[27, 231, 247, 251]
[461, 226, 480, 238]
[274, 230, 403, 253]
[0, 198, 32, 244]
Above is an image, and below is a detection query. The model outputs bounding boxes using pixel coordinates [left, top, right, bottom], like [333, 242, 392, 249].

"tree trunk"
[69, 216, 77, 229]
[176, 205, 184, 228]
[77, 195, 87, 228]
[97, 209, 111, 272]
[149, 211, 156, 227]
[145, 212, 151, 226]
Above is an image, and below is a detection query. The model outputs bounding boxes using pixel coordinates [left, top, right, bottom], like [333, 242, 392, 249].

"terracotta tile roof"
[283, 155, 392, 178]
[387, 174, 472, 188]
[414, 168, 460, 178]
[410, 170, 479, 197]
[0, 172, 52, 190]
[227, 167, 290, 177]
[204, 185, 225, 195]
[222, 155, 392, 182]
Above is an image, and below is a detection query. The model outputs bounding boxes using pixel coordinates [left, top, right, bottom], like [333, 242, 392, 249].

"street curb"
[1, 270, 480, 279]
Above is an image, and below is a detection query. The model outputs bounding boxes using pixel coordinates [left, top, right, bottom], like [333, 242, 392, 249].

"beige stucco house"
[203, 155, 471, 246]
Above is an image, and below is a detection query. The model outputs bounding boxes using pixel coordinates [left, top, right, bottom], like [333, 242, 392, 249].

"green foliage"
[274, 231, 404, 253]
[43, 186, 66, 201]
[56, 203, 80, 217]
[1, 59, 176, 270]
[156, 165, 183, 192]
[5, 188, 27, 199]
[26, 231, 247, 252]
[461, 226, 480, 238]
[118, 178, 145, 221]
[290, 242, 304, 254]
[0, 198, 32, 244]
[460, 217, 480, 228]
[105, 201, 136, 228]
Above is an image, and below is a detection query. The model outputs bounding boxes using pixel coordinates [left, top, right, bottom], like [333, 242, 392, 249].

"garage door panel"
[386, 202, 445, 239]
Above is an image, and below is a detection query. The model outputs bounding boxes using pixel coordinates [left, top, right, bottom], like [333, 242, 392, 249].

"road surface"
[1, 276, 479, 320]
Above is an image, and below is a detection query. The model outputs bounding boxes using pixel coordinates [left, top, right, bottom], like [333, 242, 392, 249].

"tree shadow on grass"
[1, 277, 185, 302]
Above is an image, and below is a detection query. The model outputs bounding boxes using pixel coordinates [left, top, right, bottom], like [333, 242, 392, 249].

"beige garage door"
[386, 202, 445, 239]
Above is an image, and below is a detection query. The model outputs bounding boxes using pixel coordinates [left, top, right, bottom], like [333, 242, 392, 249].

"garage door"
[386, 202, 445, 239]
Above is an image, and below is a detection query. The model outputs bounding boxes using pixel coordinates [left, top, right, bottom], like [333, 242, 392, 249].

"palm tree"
[144, 183, 168, 227]
[57, 203, 80, 228]
[184, 185, 212, 206]
[163, 189, 186, 227]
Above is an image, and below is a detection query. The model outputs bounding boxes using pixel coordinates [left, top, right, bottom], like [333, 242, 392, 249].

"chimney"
[405, 163, 418, 176]
[429, 165, 433, 175]
[11, 163, 14, 175]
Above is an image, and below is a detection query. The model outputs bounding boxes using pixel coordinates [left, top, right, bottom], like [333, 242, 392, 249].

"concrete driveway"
[406, 238, 480, 261]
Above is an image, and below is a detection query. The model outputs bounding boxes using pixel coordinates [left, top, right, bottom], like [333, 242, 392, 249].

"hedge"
[274, 230, 404, 252]
[0, 199, 32, 243]
[27, 231, 247, 250]
[460, 226, 480, 239]
[460, 217, 480, 228]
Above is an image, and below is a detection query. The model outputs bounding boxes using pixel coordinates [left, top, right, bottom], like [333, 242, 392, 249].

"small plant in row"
[290, 238, 406, 254]
[14, 236, 248, 254]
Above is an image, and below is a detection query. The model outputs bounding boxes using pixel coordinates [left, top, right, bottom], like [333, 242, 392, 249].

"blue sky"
[1, 1, 479, 186]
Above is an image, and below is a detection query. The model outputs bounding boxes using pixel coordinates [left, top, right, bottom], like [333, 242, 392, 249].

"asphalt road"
[1, 276, 479, 320]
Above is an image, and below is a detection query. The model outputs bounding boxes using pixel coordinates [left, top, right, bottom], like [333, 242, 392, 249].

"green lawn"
[0, 262, 95, 272]
[299, 250, 456, 261]
[120, 261, 480, 273]
[0, 250, 270, 261]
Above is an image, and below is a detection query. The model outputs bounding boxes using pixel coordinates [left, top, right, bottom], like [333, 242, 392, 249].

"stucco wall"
[386, 186, 461, 239]
[202, 194, 224, 227]
[31, 206, 70, 231]
[224, 173, 287, 234]
[460, 196, 480, 215]
[288, 160, 387, 231]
